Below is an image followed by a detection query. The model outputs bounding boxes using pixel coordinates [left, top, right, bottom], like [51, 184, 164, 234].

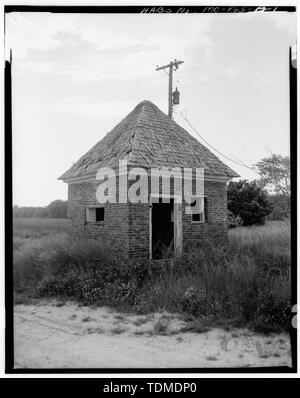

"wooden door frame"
[149, 193, 182, 260]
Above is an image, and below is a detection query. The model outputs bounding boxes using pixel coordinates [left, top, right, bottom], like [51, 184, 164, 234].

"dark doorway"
[152, 198, 174, 260]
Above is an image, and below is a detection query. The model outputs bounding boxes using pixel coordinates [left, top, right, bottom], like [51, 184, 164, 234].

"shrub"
[228, 210, 242, 228]
[266, 194, 290, 221]
[228, 180, 273, 226]
[181, 287, 206, 316]
[38, 272, 104, 305]
[254, 275, 291, 331]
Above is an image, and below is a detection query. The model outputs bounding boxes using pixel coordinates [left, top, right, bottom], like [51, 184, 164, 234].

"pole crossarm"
[156, 60, 184, 71]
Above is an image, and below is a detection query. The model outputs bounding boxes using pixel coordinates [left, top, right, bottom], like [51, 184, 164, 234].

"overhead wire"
[157, 62, 259, 175]
[179, 109, 259, 174]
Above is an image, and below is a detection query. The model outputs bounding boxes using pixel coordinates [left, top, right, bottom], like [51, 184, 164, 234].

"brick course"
[67, 174, 228, 259]
[68, 179, 129, 256]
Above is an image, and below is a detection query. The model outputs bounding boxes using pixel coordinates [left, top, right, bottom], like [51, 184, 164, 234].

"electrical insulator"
[172, 87, 180, 105]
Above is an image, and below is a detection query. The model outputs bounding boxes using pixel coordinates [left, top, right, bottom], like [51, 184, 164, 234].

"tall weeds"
[13, 221, 291, 332]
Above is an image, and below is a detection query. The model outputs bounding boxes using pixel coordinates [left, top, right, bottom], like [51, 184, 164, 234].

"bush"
[181, 286, 219, 319]
[267, 194, 290, 221]
[254, 275, 291, 331]
[228, 180, 273, 226]
[181, 287, 203, 316]
[228, 210, 242, 228]
[38, 272, 104, 305]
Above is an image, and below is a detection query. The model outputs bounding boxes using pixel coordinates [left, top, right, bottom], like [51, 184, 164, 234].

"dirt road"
[14, 300, 292, 369]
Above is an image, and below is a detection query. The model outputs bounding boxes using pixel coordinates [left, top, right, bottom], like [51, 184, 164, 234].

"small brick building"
[59, 101, 239, 259]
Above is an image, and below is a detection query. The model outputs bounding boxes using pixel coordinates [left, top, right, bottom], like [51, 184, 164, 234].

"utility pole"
[156, 59, 184, 118]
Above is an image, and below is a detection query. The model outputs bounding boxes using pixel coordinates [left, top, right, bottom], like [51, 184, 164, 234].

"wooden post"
[156, 59, 184, 119]
[174, 200, 182, 257]
[149, 202, 152, 260]
[168, 61, 173, 118]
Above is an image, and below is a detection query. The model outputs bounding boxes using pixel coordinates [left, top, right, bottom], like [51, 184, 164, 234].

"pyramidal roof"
[59, 100, 239, 181]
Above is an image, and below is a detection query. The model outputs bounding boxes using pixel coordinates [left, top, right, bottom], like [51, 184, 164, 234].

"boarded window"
[191, 197, 207, 223]
[86, 206, 104, 222]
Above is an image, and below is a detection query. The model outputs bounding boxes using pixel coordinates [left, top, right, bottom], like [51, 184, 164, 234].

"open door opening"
[151, 198, 174, 260]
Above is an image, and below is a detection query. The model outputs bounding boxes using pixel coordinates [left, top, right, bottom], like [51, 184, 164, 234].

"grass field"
[13, 218, 70, 250]
[13, 218, 291, 333]
[13, 217, 70, 235]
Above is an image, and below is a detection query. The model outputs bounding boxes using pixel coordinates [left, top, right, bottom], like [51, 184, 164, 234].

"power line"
[180, 111, 259, 174]
[230, 153, 258, 171]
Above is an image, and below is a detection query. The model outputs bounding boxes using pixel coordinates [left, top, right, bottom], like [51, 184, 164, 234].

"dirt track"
[14, 300, 292, 369]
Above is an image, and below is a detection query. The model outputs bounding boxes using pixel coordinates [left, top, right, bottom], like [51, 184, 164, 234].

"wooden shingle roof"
[59, 100, 239, 181]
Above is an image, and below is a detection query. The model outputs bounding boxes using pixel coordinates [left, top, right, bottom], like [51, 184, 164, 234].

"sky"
[6, 11, 296, 206]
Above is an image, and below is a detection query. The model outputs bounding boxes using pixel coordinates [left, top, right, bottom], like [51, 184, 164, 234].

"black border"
[5, 53, 14, 373]
[4, 5, 297, 13]
[1, 378, 300, 393]
[4, 5, 297, 374]
[289, 45, 297, 372]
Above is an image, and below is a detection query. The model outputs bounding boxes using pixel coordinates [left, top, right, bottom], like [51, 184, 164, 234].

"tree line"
[13, 199, 68, 219]
[228, 154, 290, 226]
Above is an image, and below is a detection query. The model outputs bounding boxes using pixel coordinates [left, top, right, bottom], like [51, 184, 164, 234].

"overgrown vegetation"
[228, 180, 272, 226]
[13, 219, 291, 334]
[266, 194, 290, 221]
[13, 218, 70, 247]
[255, 153, 290, 221]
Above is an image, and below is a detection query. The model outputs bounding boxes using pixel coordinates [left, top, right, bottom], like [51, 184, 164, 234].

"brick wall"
[68, 178, 129, 257]
[67, 173, 228, 259]
[182, 180, 228, 252]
